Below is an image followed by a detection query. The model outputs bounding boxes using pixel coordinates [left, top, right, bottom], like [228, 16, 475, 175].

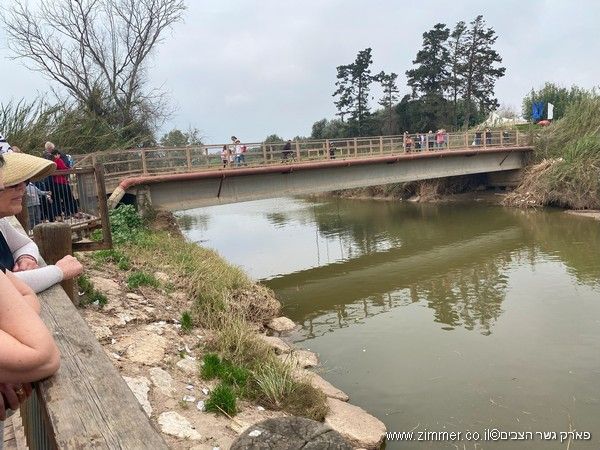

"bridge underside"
[128, 149, 530, 211]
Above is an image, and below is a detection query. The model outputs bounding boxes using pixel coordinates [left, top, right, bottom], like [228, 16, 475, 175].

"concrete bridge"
[76, 130, 533, 211]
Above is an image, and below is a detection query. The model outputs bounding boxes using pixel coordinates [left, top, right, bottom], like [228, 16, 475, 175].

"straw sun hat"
[1, 152, 56, 187]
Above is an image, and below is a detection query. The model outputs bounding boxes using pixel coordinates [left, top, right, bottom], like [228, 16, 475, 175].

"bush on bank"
[505, 92, 600, 209]
[98, 205, 328, 420]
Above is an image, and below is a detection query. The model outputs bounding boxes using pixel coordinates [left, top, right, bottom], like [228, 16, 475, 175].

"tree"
[459, 15, 505, 128]
[264, 134, 284, 144]
[376, 72, 399, 135]
[406, 23, 450, 97]
[522, 83, 586, 122]
[333, 48, 375, 136]
[3, 0, 186, 143]
[447, 21, 467, 128]
[311, 118, 347, 139]
[161, 129, 187, 147]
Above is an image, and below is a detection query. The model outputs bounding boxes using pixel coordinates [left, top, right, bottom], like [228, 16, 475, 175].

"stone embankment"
[79, 256, 386, 449]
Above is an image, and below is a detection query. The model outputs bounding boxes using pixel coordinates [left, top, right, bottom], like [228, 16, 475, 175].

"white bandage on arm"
[12, 265, 64, 294]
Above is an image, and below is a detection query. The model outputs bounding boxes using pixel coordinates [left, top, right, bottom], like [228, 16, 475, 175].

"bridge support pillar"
[135, 186, 154, 218]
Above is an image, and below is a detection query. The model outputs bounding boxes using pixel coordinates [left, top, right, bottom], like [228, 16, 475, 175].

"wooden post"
[379, 136, 384, 154]
[353, 138, 358, 157]
[186, 148, 192, 170]
[141, 150, 148, 174]
[33, 223, 75, 304]
[295, 141, 301, 161]
[500, 130, 504, 147]
[325, 139, 330, 159]
[262, 144, 267, 164]
[465, 132, 468, 148]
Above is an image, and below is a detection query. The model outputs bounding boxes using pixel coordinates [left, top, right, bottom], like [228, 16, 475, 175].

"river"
[176, 197, 600, 449]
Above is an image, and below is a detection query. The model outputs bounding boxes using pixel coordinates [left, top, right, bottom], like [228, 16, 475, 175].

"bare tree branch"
[1, 0, 185, 130]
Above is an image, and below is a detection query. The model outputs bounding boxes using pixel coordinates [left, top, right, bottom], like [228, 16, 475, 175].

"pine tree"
[406, 23, 451, 97]
[333, 48, 375, 136]
[447, 21, 467, 128]
[460, 16, 506, 128]
[376, 71, 399, 135]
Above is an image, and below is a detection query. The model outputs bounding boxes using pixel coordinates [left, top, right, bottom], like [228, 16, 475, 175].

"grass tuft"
[126, 271, 159, 289]
[205, 383, 237, 416]
[180, 311, 193, 333]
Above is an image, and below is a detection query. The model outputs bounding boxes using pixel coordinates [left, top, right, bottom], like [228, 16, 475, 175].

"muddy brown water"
[177, 198, 600, 449]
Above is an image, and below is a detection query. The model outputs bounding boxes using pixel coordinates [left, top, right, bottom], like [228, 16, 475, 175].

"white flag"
[547, 103, 554, 120]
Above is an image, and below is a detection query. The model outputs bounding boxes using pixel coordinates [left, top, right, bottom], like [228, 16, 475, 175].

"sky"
[1, 0, 599, 144]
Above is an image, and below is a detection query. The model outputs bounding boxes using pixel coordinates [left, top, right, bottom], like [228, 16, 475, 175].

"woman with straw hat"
[0, 150, 83, 293]
[0, 152, 61, 445]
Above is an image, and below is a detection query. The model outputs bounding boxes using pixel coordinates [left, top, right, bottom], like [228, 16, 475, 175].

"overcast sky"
[1, 0, 599, 144]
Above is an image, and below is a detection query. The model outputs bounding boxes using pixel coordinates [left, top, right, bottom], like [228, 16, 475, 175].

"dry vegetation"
[504, 94, 600, 209]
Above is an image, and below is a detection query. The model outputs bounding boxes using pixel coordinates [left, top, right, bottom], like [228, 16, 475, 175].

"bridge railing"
[75, 130, 531, 184]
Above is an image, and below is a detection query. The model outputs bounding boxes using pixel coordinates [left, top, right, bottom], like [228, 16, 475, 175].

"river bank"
[77, 207, 386, 449]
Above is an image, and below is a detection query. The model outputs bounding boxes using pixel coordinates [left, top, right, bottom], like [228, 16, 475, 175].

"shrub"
[109, 205, 144, 244]
[126, 271, 159, 289]
[205, 383, 237, 416]
[282, 382, 329, 421]
[253, 359, 295, 409]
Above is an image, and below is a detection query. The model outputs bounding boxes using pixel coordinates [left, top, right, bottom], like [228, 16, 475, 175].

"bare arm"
[5, 271, 40, 314]
[0, 271, 60, 384]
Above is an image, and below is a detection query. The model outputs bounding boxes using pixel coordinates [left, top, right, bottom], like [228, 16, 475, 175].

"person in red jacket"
[51, 149, 79, 218]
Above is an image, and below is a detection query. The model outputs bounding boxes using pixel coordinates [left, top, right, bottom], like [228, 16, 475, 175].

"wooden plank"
[37, 285, 169, 449]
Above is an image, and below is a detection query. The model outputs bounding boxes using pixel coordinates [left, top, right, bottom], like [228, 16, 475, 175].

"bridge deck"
[75, 130, 533, 192]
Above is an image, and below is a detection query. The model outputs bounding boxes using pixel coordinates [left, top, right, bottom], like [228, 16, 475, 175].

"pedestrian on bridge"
[221, 145, 229, 168]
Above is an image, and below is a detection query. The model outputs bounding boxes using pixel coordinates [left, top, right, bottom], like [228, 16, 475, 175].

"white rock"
[126, 293, 144, 300]
[123, 376, 152, 417]
[202, 388, 210, 396]
[182, 395, 196, 402]
[196, 400, 205, 411]
[149, 367, 175, 397]
[90, 325, 112, 342]
[249, 430, 263, 437]
[257, 406, 265, 411]
[256, 334, 292, 354]
[124, 331, 168, 365]
[158, 411, 202, 440]
[186, 384, 194, 391]
[176, 357, 198, 375]
[278, 349, 319, 369]
[295, 370, 349, 401]
[110, 352, 121, 360]
[266, 316, 297, 333]
[325, 398, 386, 449]
[154, 271, 170, 283]
[90, 276, 121, 296]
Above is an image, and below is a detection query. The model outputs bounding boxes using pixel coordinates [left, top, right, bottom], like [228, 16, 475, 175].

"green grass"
[205, 383, 237, 416]
[77, 275, 108, 307]
[126, 271, 160, 289]
[180, 311, 193, 333]
[92, 249, 131, 271]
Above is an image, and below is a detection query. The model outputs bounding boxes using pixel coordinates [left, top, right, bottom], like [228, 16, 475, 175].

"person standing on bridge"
[221, 145, 229, 168]
[436, 130, 445, 149]
[234, 139, 246, 166]
[282, 140, 293, 161]
[403, 132, 413, 153]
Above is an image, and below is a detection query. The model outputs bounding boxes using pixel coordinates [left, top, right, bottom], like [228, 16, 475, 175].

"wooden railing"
[74, 130, 532, 185]
[7, 219, 168, 449]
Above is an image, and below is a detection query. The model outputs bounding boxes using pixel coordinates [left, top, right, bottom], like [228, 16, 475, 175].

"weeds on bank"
[92, 249, 131, 271]
[77, 274, 108, 306]
[127, 271, 160, 289]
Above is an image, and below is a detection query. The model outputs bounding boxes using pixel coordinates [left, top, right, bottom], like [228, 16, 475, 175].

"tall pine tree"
[333, 48, 375, 136]
[447, 21, 467, 128]
[460, 15, 506, 128]
[406, 23, 450, 97]
[376, 71, 399, 135]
